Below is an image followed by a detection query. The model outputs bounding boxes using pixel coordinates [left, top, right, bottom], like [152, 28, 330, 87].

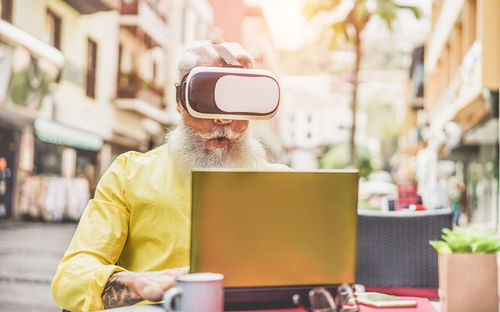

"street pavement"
[0, 221, 77, 312]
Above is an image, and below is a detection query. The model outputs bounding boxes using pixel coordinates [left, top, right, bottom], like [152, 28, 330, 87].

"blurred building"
[0, 0, 120, 220]
[207, 0, 283, 161]
[396, 46, 425, 183]
[114, 0, 213, 157]
[113, 0, 171, 155]
[165, 0, 213, 118]
[279, 74, 353, 169]
[399, 0, 499, 227]
[0, 0, 214, 220]
[0, 1, 65, 219]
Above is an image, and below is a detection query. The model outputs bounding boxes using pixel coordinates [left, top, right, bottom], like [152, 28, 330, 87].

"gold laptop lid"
[190, 170, 358, 288]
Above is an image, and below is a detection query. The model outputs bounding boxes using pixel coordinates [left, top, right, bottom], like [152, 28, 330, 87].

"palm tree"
[303, 0, 420, 166]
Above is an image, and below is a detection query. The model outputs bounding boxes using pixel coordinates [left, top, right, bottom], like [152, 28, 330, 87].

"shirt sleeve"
[51, 153, 132, 312]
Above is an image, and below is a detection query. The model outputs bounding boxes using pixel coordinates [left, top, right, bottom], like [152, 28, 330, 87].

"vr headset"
[176, 44, 280, 120]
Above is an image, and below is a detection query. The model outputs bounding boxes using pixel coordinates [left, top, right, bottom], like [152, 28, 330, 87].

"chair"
[355, 209, 453, 299]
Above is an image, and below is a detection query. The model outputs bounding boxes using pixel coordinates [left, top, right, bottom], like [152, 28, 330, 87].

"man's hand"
[102, 267, 189, 309]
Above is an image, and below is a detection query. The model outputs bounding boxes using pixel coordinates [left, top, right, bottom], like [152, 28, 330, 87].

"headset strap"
[212, 44, 244, 68]
[175, 74, 188, 108]
[176, 44, 243, 105]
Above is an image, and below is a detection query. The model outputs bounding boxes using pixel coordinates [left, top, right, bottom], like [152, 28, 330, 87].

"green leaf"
[429, 240, 452, 254]
[375, 0, 397, 31]
[396, 5, 421, 19]
[475, 238, 500, 253]
[302, 0, 342, 21]
[430, 227, 500, 254]
[353, 0, 369, 28]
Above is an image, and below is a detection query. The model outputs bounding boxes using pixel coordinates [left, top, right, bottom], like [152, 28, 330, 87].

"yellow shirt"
[51, 143, 288, 311]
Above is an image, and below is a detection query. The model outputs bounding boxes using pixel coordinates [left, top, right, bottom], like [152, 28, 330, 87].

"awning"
[0, 105, 37, 127]
[114, 98, 175, 125]
[34, 119, 103, 151]
[62, 0, 120, 14]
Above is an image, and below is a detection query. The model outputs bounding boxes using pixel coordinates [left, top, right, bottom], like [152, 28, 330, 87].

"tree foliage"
[302, 0, 420, 166]
[303, 0, 420, 47]
[320, 143, 373, 179]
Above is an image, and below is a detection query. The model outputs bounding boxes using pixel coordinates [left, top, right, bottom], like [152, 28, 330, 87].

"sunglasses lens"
[309, 288, 336, 311]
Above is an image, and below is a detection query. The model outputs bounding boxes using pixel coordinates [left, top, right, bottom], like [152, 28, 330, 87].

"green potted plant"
[430, 227, 500, 312]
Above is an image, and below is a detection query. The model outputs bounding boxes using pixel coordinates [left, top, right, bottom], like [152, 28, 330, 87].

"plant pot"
[438, 253, 498, 312]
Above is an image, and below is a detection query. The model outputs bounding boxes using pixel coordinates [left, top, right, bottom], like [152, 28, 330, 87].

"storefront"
[0, 18, 120, 221]
[0, 123, 20, 218]
[0, 19, 64, 219]
[15, 118, 104, 221]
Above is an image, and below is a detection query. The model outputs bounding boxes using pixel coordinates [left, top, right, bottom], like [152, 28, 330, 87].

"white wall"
[12, 0, 117, 139]
[280, 75, 353, 148]
[164, 0, 214, 118]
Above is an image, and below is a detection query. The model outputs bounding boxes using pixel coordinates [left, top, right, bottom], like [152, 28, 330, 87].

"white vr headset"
[176, 44, 280, 120]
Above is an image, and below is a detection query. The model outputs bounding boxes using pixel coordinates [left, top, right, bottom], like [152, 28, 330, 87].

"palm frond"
[353, 0, 370, 31]
[304, 0, 422, 49]
[320, 21, 346, 50]
[302, 0, 342, 21]
[375, 0, 397, 31]
[396, 5, 421, 19]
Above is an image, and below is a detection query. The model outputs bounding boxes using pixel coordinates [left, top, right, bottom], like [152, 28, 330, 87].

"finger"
[170, 266, 189, 273]
[174, 266, 190, 275]
[160, 277, 177, 291]
[138, 277, 176, 301]
[160, 266, 190, 276]
[139, 283, 168, 302]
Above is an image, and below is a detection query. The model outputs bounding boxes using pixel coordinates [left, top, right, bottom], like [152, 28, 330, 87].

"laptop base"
[224, 285, 339, 310]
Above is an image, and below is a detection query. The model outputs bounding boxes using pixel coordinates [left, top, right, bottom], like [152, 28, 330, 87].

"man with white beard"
[51, 42, 287, 312]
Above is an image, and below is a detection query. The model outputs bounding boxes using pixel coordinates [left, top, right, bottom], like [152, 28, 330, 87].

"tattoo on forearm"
[102, 272, 142, 308]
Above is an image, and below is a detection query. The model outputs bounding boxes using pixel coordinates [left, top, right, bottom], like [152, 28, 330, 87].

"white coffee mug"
[163, 272, 224, 312]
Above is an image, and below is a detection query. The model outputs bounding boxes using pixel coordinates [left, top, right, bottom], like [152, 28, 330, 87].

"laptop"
[190, 169, 359, 310]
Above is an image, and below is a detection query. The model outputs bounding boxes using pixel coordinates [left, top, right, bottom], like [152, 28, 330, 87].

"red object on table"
[233, 297, 436, 312]
[395, 183, 421, 210]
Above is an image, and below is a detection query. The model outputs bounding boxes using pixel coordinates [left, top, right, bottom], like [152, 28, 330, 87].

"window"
[1, 0, 13, 22]
[86, 38, 97, 98]
[34, 139, 62, 175]
[117, 43, 123, 77]
[152, 60, 157, 85]
[46, 9, 61, 50]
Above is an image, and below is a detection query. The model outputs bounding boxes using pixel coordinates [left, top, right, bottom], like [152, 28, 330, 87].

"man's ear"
[176, 101, 182, 113]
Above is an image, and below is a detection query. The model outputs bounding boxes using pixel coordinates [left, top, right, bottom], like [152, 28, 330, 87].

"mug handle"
[163, 287, 183, 312]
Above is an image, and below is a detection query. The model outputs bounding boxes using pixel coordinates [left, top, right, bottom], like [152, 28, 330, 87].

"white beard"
[166, 122, 266, 181]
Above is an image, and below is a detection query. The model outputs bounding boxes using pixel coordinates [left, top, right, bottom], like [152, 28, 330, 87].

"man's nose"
[214, 119, 232, 125]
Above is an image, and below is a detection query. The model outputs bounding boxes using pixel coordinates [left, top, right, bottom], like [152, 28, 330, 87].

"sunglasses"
[292, 284, 360, 312]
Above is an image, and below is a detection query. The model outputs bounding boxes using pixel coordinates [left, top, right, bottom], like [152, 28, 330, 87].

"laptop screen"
[190, 169, 358, 288]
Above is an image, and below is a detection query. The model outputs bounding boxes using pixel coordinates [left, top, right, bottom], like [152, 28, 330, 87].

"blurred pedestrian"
[458, 182, 468, 225]
[449, 180, 465, 226]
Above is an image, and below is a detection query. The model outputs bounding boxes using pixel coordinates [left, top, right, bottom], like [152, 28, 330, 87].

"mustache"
[196, 125, 243, 141]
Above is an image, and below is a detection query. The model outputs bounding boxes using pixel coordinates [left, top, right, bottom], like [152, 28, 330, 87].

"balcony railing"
[120, 0, 166, 22]
[63, 0, 120, 14]
[119, 0, 169, 47]
[117, 72, 164, 109]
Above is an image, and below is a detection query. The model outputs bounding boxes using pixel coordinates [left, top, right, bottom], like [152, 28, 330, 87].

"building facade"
[279, 74, 353, 170]
[0, 0, 120, 220]
[207, 0, 283, 161]
[399, 0, 500, 227]
[0, 0, 214, 220]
